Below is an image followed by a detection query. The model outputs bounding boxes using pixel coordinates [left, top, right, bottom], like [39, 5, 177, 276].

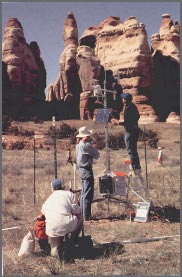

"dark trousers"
[124, 129, 141, 170]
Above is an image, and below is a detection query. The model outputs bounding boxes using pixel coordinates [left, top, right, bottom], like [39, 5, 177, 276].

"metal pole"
[104, 78, 110, 173]
[33, 137, 36, 205]
[73, 163, 76, 190]
[143, 125, 149, 189]
[52, 116, 57, 179]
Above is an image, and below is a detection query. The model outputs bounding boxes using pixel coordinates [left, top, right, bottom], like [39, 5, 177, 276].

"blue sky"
[2, 2, 180, 95]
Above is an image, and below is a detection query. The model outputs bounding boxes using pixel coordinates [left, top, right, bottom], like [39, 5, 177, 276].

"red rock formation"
[2, 18, 46, 116]
[3, 13, 179, 123]
[46, 12, 81, 118]
[95, 16, 152, 92]
[29, 41, 46, 101]
[151, 14, 180, 63]
[47, 13, 81, 106]
[80, 16, 159, 123]
[77, 30, 102, 119]
[151, 14, 180, 123]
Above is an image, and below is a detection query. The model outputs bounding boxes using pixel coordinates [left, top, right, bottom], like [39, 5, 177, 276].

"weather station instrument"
[90, 77, 130, 205]
[91, 76, 151, 218]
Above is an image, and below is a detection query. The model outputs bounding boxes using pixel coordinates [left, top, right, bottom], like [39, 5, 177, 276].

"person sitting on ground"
[41, 178, 83, 257]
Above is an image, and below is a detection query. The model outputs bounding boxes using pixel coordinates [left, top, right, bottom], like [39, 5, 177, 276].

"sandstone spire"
[151, 13, 180, 63]
[151, 14, 180, 123]
[2, 18, 46, 110]
[47, 12, 81, 118]
[77, 26, 102, 119]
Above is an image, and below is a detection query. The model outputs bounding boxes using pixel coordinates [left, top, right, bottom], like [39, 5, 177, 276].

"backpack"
[34, 214, 48, 240]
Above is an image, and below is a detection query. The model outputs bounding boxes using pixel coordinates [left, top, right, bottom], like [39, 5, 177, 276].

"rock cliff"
[2, 13, 180, 123]
[79, 16, 159, 123]
[2, 18, 46, 110]
[151, 14, 180, 123]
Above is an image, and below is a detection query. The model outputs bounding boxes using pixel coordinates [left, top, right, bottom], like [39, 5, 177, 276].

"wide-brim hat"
[51, 179, 65, 190]
[76, 126, 93, 138]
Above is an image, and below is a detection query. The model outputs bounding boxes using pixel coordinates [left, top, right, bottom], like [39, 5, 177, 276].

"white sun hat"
[76, 126, 93, 138]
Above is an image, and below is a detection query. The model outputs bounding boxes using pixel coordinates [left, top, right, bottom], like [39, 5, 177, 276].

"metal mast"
[103, 77, 110, 173]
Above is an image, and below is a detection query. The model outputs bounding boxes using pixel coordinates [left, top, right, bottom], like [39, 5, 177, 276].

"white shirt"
[41, 190, 81, 237]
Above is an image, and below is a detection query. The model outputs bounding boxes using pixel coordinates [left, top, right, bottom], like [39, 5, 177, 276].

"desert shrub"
[2, 142, 7, 149]
[20, 129, 35, 137]
[47, 123, 77, 142]
[92, 132, 105, 150]
[58, 123, 77, 139]
[92, 129, 158, 150]
[138, 128, 158, 148]
[10, 141, 25, 150]
[46, 126, 158, 150]
[9, 127, 19, 136]
[8, 126, 34, 137]
[92, 132, 125, 150]
[2, 115, 12, 133]
[47, 126, 59, 138]
[109, 132, 125, 150]
[31, 116, 43, 124]
[70, 132, 77, 144]
[44, 139, 54, 146]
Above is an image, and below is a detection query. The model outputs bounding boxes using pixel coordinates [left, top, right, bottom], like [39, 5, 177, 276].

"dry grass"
[2, 120, 180, 276]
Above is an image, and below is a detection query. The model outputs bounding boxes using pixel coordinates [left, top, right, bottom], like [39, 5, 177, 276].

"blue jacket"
[122, 102, 140, 131]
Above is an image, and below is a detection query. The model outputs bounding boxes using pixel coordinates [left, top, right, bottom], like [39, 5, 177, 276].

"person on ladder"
[111, 93, 150, 199]
[111, 93, 141, 173]
[76, 126, 100, 221]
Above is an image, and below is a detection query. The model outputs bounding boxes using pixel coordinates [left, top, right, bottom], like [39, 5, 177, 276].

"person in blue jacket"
[76, 126, 100, 221]
[112, 92, 141, 175]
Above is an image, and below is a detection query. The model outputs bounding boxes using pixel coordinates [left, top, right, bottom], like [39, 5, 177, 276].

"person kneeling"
[41, 179, 83, 258]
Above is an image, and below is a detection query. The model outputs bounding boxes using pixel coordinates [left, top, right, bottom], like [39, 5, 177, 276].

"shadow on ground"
[149, 205, 180, 223]
[34, 236, 124, 263]
[60, 236, 124, 263]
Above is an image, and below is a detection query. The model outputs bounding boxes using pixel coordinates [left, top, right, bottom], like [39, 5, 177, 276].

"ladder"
[124, 159, 151, 202]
